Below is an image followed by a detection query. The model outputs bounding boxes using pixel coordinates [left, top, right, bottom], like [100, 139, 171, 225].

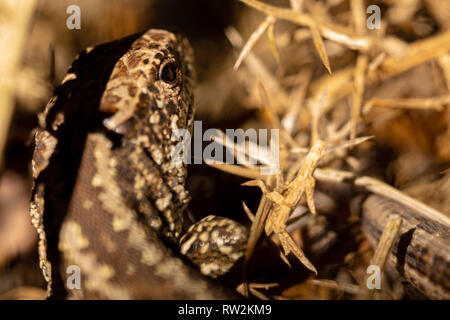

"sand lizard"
[29, 29, 247, 299]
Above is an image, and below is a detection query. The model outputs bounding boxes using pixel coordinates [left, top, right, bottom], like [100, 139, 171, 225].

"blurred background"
[0, 0, 449, 299]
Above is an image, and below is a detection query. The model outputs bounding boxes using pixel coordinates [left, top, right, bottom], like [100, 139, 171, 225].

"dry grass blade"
[311, 279, 362, 295]
[438, 54, 450, 90]
[327, 119, 353, 143]
[363, 216, 403, 298]
[289, 147, 309, 154]
[242, 196, 273, 296]
[257, 82, 282, 129]
[286, 133, 359, 184]
[364, 95, 450, 111]
[236, 282, 278, 299]
[368, 52, 386, 71]
[309, 86, 328, 145]
[207, 162, 269, 182]
[310, 30, 450, 114]
[378, 29, 450, 79]
[240, 0, 374, 51]
[313, 168, 355, 183]
[267, 21, 280, 65]
[0, 0, 37, 167]
[226, 26, 291, 111]
[242, 201, 256, 222]
[0, 286, 46, 300]
[210, 130, 267, 168]
[282, 68, 312, 134]
[234, 15, 275, 70]
[238, 0, 314, 28]
[289, 0, 303, 12]
[370, 217, 402, 271]
[247, 282, 278, 289]
[243, 141, 327, 275]
[436, 54, 450, 159]
[350, 55, 368, 141]
[249, 287, 271, 300]
[238, 0, 332, 74]
[325, 136, 374, 155]
[355, 176, 450, 226]
[309, 24, 332, 75]
[283, 140, 327, 215]
[350, 0, 366, 36]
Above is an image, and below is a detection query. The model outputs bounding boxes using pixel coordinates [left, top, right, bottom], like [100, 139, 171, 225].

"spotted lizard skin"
[29, 29, 246, 299]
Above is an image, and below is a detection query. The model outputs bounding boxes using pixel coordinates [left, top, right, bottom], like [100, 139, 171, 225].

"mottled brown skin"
[180, 215, 248, 278]
[362, 195, 450, 299]
[30, 29, 239, 299]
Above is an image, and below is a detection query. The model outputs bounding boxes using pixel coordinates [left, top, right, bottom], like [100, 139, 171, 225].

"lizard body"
[30, 29, 245, 299]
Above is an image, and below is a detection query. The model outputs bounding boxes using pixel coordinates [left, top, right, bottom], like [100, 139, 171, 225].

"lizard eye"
[159, 59, 179, 85]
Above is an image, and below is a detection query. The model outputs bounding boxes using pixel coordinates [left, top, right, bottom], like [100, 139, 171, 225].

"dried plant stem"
[238, 0, 332, 74]
[314, 168, 354, 183]
[226, 27, 291, 111]
[350, 0, 366, 35]
[312, 279, 362, 295]
[289, 0, 303, 12]
[363, 216, 402, 299]
[378, 30, 450, 79]
[309, 86, 327, 145]
[355, 176, 450, 227]
[234, 15, 275, 70]
[311, 29, 450, 114]
[242, 196, 272, 297]
[207, 162, 269, 182]
[350, 54, 368, 141]
[371, 217, 403, 272]
[325, 135, 373, 155]
[364, 95, 450, 111]
[362, 195, 450, 299]
[0, 0, 37, 167]
[267, 22, 280, 65]
[243, 140, 327, 274]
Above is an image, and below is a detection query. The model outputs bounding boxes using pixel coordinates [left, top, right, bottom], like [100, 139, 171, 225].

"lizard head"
[99, 29, 195, 138]
[98, 29, 196, 240]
